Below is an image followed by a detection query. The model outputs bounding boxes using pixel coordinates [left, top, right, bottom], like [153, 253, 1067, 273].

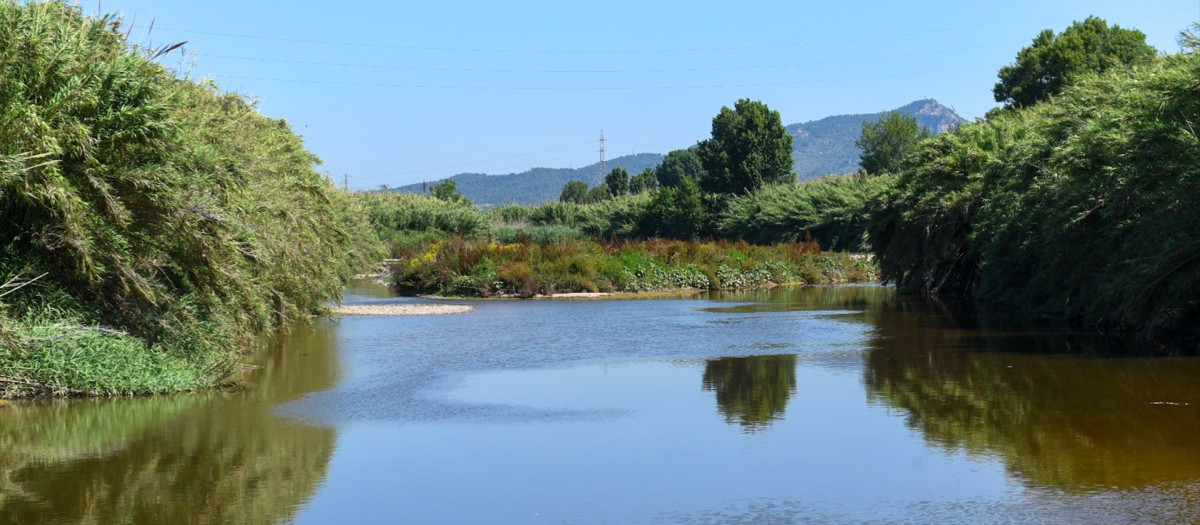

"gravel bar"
[331, 303, 475, 316]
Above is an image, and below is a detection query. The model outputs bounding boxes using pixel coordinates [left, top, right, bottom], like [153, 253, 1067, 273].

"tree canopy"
[696, 99, 795, 195]
[630, 168, 658, 194]
[605, 167, 630, 197]
[855, 111, 932, 175]
[993, 16, 1156, 108]
[559, 180, 588, 203]
[431, 179, 469, 204]
[655, 148, 706, 188]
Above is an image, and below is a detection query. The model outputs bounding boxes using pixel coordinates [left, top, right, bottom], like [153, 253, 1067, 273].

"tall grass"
[870, 52, 1200, 348]
[719, 174, 896, 251]
[0, 2, 381, 396]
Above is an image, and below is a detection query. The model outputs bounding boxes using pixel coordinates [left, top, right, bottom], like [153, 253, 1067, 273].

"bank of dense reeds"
[392, 236, 876, 297]
[870, 52, 1200, 349]
[0, 2, 381, 396]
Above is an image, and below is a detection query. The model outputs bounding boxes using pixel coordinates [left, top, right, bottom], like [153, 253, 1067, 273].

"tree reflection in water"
[0, 321, 339, 524]
[702, 354, 797, 432]
[863, 298, 1200, 491]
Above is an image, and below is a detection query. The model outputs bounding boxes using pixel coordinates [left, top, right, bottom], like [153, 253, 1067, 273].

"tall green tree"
[431, 179, 469, 204]
[993, 16, 1156, 108]
[630, 168, 658, 194]
[559, 180, 589, 203]
[696, 99, 795, 195]
[585, 184, 610, 203]
[655, 148, 706, 188]
[855, 111, 932, 175]
[604, 167, 630, 197]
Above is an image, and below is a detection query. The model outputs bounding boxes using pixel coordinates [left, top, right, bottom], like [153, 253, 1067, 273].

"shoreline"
[330, 303, 476, 316]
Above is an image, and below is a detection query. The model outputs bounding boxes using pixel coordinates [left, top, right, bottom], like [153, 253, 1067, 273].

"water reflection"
[0, 321, 340, 524]
[702, 354, 797, 432]
[862, 297, 1200, 491]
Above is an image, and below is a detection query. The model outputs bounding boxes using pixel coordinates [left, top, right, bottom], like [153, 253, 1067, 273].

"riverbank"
[393, 237, 878, 298]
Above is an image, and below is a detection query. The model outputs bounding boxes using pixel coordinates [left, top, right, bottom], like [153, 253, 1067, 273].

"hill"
[788, 99, 964, 179]
[394, 99, 963, 205]
[393, 153, 663, 206]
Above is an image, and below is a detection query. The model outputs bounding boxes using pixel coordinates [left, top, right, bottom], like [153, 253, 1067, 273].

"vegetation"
[696, 99, 795, 195]
[993, 16, 1156, 108]
[0, 2, 380, 397]
[855, 111, 931, 175]
[604, 167, 630, 198]
[392, 236, 875, 298]
[655, 148, 706, 188]
[871, 49, 1200, 348]
[719, 174, 895, 252]
[559, 180, 588, 203]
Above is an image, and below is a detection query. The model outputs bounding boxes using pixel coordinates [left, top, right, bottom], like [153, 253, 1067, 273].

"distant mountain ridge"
[788, 99, 964, 179]
[393, 99, 963, 205]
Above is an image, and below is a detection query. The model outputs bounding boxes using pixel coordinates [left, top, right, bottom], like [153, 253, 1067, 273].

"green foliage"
[392, 236, 875, 297]
[641, 177, 706, 239]
[604, 167, 630, 197]
[431, 179, 469, 204]
[697, 99, 795, 195]
[586, 184, 610, 203]
[630, 168, 657, 194]
[559, 180, 589, 203]
[856, 111, 932, 175]
[655, 148, 706, 188]
[720, 174, 895, 251]
[0, 2, 380, 396]
[358, 192, 485, 234]
[993, 16, 1156, 108]
[874, 52, 1200, 347]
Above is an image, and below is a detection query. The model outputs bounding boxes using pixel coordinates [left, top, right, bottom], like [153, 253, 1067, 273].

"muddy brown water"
[4, 283, 1200, 524]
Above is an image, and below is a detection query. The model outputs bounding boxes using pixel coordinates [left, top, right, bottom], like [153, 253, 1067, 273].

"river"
[3, 283, 1200, 524]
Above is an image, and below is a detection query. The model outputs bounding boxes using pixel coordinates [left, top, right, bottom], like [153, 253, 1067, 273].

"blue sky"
[91, 1, 1196, 189]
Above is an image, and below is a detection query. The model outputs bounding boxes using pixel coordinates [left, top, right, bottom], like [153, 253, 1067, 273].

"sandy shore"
[331, 303, 475, 316]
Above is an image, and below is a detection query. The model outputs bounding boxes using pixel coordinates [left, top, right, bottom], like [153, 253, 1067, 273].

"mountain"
[393, 153, 663, 206]
[393, 99, 963, 205]
[788, 99, 964, 179]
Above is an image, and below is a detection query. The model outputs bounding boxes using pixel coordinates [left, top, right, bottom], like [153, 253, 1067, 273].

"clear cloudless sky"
[89, 0, 1196, 189]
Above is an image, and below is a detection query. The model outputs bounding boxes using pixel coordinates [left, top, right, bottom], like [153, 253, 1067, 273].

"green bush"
[719, 174, 895, 251]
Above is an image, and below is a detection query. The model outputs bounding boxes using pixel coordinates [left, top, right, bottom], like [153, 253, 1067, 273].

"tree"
[640, 177, 705, 239]
[604, 167, 629, 197]
[855, 111, 932, 175]
[585, 184, 610, 203]
[994, 16, 1156, 108]
[696, 99, 794, 195]
[655, 148, 706, 188]
[559, 180, 589, 203]
[431, 179, 469, 204]
[630, 168, 658, 194]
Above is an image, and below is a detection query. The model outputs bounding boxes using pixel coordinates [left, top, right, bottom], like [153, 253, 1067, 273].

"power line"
[194, 41, 1020, 75]
[150, 7, 1101, 55]
[209, 63, 996, 91]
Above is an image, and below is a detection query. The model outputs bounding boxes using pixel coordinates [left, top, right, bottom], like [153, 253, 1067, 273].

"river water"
[3, 283, 1200, 524]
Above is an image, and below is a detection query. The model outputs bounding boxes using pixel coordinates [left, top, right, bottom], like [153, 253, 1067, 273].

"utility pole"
[598, 130, 606, 180]
[343, 174, 349, 191]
